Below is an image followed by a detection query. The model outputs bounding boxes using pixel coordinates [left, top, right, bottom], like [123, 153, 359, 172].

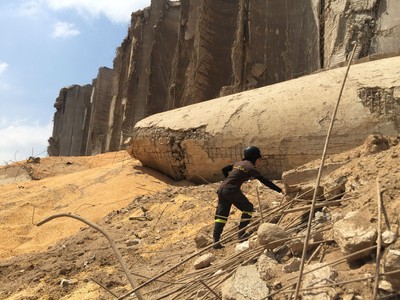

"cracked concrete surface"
[128, 56, 400, 183]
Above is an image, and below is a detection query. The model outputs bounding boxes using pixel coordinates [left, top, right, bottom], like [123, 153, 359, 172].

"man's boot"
[238, 212, 252, 241]
[213, 222, 225, 249]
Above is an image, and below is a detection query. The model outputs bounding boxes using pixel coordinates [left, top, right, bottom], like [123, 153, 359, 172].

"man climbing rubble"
[213, 146, 284, 249]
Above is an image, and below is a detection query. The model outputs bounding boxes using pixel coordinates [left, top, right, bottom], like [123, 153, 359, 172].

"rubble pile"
[0, 134, 399, 299]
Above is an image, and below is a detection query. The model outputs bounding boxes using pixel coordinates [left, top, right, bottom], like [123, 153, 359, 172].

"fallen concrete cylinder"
[128, 56, 400, 183]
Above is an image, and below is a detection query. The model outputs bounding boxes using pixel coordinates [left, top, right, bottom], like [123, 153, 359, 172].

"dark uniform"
[213, 147, 282, 249]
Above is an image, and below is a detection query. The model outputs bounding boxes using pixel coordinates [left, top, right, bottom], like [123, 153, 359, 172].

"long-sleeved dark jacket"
[219, 160, 282, 193]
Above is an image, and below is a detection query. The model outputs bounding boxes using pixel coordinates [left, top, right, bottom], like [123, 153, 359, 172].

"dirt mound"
[0, 136, 399, 299]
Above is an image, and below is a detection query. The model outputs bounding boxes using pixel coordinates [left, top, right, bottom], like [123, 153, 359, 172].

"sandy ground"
[0, 151, 174, 260]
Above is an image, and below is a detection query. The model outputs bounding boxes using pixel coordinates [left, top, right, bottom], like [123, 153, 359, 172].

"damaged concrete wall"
[85, 67, 114, 155]
[48, 0, 400, 158]
[173, 0, 240, 104]
[93, 0, 322, 150]
[48, 84, 93, 156]
[372, 0, 400, 54]
[323, 0, 400, 68]
[244, 0, 320, 86]
[108, 0, 181, 151]
[48, 67, 115, 157]
[128, 56, 400, 183]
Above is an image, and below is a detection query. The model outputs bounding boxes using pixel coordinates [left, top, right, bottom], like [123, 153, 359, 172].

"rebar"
[293, 41, 359, 300]
[373, 179, 383, 300]
[37, 213, 144, 300]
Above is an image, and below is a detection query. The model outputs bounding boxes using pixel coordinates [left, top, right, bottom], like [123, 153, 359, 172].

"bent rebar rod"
[37, 213, 144, 300]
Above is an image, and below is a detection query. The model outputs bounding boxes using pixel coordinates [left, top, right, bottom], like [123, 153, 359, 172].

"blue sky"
[0, 0, 151, 164]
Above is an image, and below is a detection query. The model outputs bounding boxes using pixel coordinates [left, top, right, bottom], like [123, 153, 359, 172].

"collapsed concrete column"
[128, 56, 400, 183]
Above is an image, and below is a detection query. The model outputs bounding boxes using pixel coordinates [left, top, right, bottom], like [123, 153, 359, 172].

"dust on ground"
[0, 136, 399, 299]
[0, 151, 175, 261]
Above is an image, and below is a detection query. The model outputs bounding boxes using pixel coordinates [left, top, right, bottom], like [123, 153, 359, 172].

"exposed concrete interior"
[128, 56, 400, 182]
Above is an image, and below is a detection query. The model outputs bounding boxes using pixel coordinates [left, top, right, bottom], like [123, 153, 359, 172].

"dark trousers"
[213, 188, 254, 241]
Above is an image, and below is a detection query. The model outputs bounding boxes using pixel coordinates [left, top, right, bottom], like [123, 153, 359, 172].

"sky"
[0, 0, 151, 165]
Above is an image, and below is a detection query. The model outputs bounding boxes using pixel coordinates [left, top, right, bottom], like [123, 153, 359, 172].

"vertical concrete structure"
[48, 85, 92, 156]
[48, 0, 400, 160]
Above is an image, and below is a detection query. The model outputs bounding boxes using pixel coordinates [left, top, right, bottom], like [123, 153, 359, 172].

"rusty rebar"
[199, 279, 222, 299]
[293, 41, 358, 300]
[266, 245, 377, 299]
[373, 179, 383, 300]
[37, 213, 144, 300]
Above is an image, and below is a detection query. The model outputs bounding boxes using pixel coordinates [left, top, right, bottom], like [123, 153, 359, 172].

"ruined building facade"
[48, 0, 400, 158]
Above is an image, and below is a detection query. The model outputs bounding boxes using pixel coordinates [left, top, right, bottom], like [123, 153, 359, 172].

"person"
[212, 146, 283, 249]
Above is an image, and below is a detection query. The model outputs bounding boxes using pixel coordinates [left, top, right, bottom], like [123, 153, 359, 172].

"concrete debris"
[193, 253, 215, 270]
[303, 263, 338, 300]
[235, 241, 250, 253]
[382, 230, 397, 247]
[221, 265, 269, 300]
[283, 258, 301, 273]
[378, 280, 394, 293]
[333, 210, 377, 261]
[60, 278, 78, 288]
[257, 223, 288, 249]
[256, 253, 279, 281]
[383, 248, 400, 289]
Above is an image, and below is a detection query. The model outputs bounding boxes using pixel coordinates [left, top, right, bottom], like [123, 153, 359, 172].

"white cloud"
[12, 0, 151, 24]
[0, 62, 9, 75]
[43, 0, 151, 24]
[52, 21, 80, 38]
[0, 120, 53, 164]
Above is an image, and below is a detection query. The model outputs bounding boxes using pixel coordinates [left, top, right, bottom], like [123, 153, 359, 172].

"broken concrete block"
[60, 278, 78, 288]
[257, 253, 278, 281]
[193, 253, 215, 270]
[221, 265, 269, 300]
[383, 248, 400, 289]
[333, 210, 377, 261]
[382, 230, 397, 247]
[282, 163, 344, 187]
[303, 263, 338, 300]
[378, 280, 394, 293]
[257, 223, 288, 249]
[235, 241, 250, 253]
